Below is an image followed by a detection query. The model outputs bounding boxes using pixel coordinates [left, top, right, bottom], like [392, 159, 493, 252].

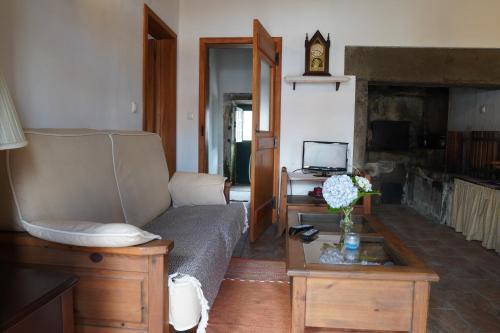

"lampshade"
[0, 72, 27, 150]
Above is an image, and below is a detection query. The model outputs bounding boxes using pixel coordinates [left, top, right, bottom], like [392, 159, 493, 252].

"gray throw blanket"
[144, 203, 246, 307]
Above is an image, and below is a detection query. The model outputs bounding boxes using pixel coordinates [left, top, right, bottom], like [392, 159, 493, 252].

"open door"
[249, 20, 281, 242]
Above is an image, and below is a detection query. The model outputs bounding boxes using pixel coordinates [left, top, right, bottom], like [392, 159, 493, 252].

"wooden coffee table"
[287, 211, 439, 333]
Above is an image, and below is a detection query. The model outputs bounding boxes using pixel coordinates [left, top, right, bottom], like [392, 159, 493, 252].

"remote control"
[299, 228, 319, 242]
[289, 224, 314, 236]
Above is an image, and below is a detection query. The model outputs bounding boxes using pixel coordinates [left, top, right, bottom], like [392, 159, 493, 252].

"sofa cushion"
[22, 219, 160, 247]
[168, 172, 227, 207]
[111, 133, 171, 227]
[8, 130, 125, 224]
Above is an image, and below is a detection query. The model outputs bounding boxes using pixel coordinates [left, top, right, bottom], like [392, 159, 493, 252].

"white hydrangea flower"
[322, 175, 358, 209]
[355, 176, 372, 192]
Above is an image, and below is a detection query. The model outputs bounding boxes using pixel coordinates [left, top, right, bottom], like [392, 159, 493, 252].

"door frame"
[198, 37, 282, 223]
[142, 5, 177, 176]
[198, 37, 253, 173]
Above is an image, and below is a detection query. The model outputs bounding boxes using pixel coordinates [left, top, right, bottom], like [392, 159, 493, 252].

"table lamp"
[0, 72, 27, 150]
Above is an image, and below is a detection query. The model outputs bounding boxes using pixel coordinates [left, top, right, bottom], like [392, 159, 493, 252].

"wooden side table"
[0, 266, 78, 333]
[278, 167, 372, 235]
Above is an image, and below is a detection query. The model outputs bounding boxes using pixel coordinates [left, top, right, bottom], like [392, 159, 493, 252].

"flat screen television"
[302, 141, 348, 175]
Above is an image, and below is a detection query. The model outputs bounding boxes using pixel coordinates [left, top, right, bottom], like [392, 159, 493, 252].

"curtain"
[451, 179, 500, 253]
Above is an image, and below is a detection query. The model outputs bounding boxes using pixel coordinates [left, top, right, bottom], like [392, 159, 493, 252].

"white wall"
[177, 0, 500, 173]
[449, 88, 500, 131]
[3, 0, 500, 173]
[0, 0, 179, 130]
[207, 48, 252, 174]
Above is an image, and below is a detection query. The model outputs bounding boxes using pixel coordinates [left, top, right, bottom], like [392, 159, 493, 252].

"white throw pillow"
[22, 220, 161, 247]
[168, 172, 227, 207]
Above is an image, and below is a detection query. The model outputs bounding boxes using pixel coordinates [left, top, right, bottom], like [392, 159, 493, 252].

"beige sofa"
[0, 129, 246, 333]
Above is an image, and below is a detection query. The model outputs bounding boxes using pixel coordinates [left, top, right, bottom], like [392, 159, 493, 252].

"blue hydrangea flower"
[355, 176, 372, 192]
[323, 175, 358, 209]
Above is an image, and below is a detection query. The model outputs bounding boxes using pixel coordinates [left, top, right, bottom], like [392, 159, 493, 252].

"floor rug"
[207, 258, 290, 333]
[207, 258, 380, 333]
[223, 257, 289, 282]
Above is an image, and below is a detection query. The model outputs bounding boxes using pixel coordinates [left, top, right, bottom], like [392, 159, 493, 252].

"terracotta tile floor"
[373, 205, 500, 333]
[234, 204, 500, 333]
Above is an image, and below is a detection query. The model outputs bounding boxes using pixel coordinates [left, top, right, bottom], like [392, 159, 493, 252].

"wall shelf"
[284, 75, 350, 91]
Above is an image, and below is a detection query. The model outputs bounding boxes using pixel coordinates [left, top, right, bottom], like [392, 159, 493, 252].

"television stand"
[313, 171, 331, 177]
[277, 167, 373, 237]
[288, 171, 329, 182]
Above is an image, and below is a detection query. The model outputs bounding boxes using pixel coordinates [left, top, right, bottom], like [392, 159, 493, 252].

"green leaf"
[358, 191, 381, 198]
[327, 206, 341, 213]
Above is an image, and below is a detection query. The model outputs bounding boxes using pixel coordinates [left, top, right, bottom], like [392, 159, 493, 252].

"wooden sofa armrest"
[0, 231, 174, 256]
[0, 231, 174, 333]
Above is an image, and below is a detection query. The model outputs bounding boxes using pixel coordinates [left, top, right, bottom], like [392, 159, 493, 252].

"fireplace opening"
[370, 120, 410, 151]
[366, 85, 449, 205]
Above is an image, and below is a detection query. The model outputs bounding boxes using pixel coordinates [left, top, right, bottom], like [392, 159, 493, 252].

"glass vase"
[337, 206, 354, 249]
[340, 206, 354, 233]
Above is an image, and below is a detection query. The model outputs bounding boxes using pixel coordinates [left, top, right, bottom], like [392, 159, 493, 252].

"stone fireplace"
[345, 47, 500, 223]
[366, 85, 448, 205]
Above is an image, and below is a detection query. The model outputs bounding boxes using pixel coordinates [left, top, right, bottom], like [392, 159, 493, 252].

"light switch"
[187, 112, 194, 120]
[131, 102, 137, 113]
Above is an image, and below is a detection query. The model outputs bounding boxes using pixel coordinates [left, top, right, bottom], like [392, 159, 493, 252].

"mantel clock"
[304, 30, 331, 76]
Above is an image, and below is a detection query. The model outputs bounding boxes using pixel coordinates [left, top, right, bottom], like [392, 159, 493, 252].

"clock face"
[311, 43, 324, 57]
[309, 41, 325, 72]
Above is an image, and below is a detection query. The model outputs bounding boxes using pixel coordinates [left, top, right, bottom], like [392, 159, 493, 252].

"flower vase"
[339, 206, 354, 248]
[340, 206, 354, 233]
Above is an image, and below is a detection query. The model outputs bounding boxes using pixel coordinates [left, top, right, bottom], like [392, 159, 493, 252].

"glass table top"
[302, 234, 404, 266]
[298, 213, 375, 234]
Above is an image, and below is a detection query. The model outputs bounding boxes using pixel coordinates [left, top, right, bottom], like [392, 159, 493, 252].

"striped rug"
[223, 257, 289, 283]
[207, 258, 290, 332]
[207, 258, 353, 333]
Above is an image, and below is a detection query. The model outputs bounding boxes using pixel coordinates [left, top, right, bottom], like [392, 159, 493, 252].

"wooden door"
[249, 20, 280, 242]
[144, 38, 177, 177]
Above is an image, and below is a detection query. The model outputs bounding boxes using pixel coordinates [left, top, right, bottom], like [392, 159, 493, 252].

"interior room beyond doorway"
[205, 47, 253, 202]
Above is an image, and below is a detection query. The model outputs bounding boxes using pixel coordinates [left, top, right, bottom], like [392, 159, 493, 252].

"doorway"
[199, 22, 282, 242]
[143, 5, 177, 176]
[226, 95, 253, 202]
[205, 45, 253, 202]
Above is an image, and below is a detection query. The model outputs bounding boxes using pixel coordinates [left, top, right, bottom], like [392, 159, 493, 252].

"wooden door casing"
[143, 5, 177, 177]
[198, 37, 254, 173]
[154, 39, 176, 177]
